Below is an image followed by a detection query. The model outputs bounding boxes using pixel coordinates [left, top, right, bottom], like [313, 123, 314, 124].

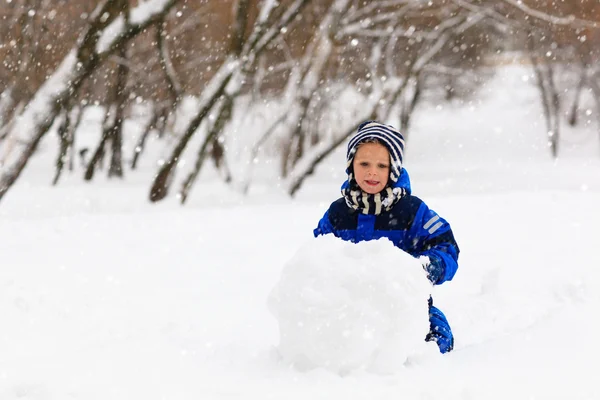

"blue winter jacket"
[313, 169, 459, 285]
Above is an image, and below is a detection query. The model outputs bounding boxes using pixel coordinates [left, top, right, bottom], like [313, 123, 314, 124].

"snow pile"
[268, 235, 434, 374]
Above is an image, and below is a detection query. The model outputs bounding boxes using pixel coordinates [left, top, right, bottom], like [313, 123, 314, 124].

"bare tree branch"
[502, 0, 599, 28]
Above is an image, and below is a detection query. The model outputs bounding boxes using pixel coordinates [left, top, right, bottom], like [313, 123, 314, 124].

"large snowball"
[268, 235, 433, 374]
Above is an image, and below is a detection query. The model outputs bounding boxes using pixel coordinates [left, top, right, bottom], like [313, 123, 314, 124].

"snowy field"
[2, 65, 600, 400]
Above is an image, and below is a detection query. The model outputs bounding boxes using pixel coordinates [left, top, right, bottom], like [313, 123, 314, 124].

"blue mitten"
[421, 256, 444, 284]
[426, 301, 454, 353]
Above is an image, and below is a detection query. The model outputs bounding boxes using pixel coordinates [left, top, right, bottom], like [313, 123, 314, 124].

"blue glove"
[426, 300, 454, 353]
[422, 257, 444, 284]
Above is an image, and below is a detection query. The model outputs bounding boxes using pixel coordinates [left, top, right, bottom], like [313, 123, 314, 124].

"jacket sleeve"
[313, 210, 334, 237]
[408, 200, 460, 285]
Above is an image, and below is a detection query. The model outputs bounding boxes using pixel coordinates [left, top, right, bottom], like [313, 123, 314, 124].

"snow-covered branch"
[502, 0, 599, 28]
[451, 0, 518, 27]
[97, 0, 179, 57]
[339, 3, 412, 37]
[342, 0, 413, 26]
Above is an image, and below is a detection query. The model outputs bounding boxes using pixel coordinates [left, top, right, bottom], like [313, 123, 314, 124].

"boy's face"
[352, 142, 390, 194]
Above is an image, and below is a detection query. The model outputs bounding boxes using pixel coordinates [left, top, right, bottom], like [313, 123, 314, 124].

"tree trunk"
[0, 101, 25, 166]
[156, 18, 182, 111]
[131, 108, 161, 170]
[547, 63, 560, 158]
[568, 67, 587, 126]
[53, 107, 76, 185]
[68, 106, 85, 172]
[527, 31, 560, 158]
[399, 74, 422, 136]
[108, 46, 129, 178]
[84, 106, 115, 181]
[0, 88, 16, 137]
[179, 95, 234, 204]
[149, 64, 235, 202]
[586, 76, 600, 156]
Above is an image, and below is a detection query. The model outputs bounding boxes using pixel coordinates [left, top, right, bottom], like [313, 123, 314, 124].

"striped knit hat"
[346, 121, 405, 183]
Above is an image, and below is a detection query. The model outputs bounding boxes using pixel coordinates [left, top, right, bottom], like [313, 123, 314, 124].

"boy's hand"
[419, 256, 444, 284]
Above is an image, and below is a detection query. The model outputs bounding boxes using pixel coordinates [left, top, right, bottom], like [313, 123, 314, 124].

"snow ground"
[2, 65, 600, 399]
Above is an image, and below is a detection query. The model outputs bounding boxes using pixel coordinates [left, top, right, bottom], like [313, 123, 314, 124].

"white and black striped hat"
[346, 121, 405, 183]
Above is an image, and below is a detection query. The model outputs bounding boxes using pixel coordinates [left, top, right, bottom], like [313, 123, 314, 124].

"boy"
[314, 121, 459, 353]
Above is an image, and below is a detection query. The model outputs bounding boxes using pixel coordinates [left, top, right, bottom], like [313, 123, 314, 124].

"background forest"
[1, 0, 599, 204]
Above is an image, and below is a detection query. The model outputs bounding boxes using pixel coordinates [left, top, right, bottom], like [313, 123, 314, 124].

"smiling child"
[314, 121, 460, 353]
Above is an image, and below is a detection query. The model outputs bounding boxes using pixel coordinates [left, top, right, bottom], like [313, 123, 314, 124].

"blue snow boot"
[425, 297, 454, 354]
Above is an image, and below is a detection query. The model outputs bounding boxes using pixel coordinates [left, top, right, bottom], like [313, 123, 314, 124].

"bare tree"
[0, 0, 181, 202]
[53, 103, 84, 185]
[284, 0, 487, 195]
[1, 0, 599, 205]
[85, 43, 130, 181]
[149, 0, 313, 202]
[454, 0, 600, 158]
